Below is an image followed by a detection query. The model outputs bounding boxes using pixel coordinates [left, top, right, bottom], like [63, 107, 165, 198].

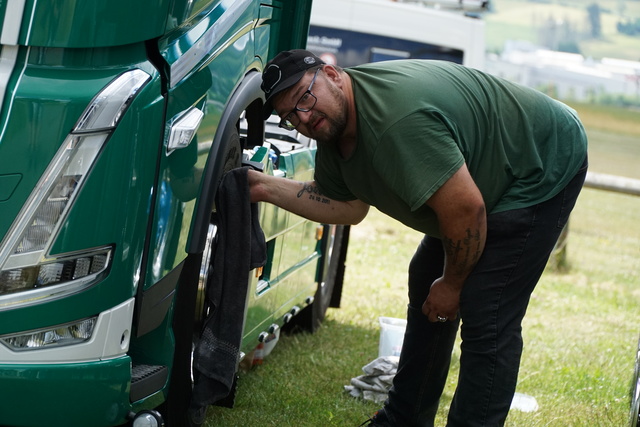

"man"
[249, 49, 588, 426]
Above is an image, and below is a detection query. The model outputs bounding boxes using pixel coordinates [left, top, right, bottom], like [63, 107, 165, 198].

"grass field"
[568, 102, 640, 180]
[485, 0, 640, 60]
[203, 103, 640, 426]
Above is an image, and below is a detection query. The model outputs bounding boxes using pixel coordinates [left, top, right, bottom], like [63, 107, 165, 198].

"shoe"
[358, 408, 392, 426]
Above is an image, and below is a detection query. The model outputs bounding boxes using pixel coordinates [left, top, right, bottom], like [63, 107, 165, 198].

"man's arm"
[247, 168, 369, 225]
[422, 163, 487, 322]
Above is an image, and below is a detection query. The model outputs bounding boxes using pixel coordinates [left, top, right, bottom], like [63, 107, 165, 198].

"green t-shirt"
[314, 60, 588, 237]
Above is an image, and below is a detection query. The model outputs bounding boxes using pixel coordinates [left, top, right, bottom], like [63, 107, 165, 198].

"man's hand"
[422, 277, 461, 322]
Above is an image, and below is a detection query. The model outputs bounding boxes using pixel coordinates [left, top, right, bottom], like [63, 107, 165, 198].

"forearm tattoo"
[443, 227, 482, 275]
[297, 183, 331, 205]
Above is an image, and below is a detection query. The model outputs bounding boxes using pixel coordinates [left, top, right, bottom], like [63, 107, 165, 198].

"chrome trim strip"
[24, 0, 38, 44]
[256, 279, 270, 294]
[170, 0, 252, 88]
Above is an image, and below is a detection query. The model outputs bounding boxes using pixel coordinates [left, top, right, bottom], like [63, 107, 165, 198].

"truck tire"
[161, 126, 243, 427]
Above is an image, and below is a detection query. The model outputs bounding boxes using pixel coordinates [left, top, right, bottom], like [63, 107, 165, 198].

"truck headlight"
[0, 247, 111, 310]
[0, 69, 150, 310]
[0, 317, 97, 351]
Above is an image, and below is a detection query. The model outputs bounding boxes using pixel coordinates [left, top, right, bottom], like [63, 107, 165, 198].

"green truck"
[0, 1, 349, 426]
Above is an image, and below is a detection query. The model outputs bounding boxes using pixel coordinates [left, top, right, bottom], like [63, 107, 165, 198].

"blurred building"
[486, 40, 640, 101]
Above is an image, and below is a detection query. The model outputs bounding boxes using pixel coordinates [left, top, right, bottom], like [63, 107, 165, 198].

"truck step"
[131, 364, 168, 402]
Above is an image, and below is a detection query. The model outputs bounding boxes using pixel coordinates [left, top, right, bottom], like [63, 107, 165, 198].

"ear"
[322, 64, 342, 84]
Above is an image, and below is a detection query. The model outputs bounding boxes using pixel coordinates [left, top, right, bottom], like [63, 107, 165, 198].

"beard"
[310, 110, 347, 146]
[310, 85, 348, 146]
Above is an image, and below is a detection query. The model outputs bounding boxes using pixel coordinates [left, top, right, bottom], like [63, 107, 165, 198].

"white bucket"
[378, 317, 406, 357]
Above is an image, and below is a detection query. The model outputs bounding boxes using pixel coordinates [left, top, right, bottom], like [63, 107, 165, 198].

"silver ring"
[437, 315, 447, 323]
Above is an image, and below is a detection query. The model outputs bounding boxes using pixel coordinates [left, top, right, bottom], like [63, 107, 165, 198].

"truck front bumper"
[0, 356, 132, 427]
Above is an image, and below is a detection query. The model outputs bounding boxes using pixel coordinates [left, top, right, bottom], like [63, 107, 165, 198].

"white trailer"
[308, 0, 486, 69]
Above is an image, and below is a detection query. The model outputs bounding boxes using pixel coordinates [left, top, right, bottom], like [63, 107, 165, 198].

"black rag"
[191, 166, 266, 408]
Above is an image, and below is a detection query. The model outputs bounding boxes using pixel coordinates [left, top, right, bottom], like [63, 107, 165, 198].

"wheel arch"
[187, 69, 265, 255]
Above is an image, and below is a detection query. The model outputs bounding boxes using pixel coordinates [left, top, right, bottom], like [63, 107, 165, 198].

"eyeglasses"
[278, 68, 320, 131]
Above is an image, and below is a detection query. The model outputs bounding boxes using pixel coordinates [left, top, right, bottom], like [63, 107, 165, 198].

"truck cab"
[0, 1, 347, 426]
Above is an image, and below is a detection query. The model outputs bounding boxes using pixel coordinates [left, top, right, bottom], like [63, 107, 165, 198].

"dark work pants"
[384, 157, 588, 427]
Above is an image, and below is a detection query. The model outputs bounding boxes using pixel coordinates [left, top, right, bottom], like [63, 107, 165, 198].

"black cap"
[261, 49, 325, 119]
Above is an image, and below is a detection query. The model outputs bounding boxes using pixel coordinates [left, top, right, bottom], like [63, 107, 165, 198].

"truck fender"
[187, 70, 265, 255]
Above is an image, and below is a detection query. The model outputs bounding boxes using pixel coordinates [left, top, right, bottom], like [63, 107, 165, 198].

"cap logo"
[303, 56, 317, 65]
[263, 64, 282, 95]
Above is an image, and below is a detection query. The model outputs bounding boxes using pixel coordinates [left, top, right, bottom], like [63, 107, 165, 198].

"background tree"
[537, 14, 581, 53]
[587, 3, 602, 38]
